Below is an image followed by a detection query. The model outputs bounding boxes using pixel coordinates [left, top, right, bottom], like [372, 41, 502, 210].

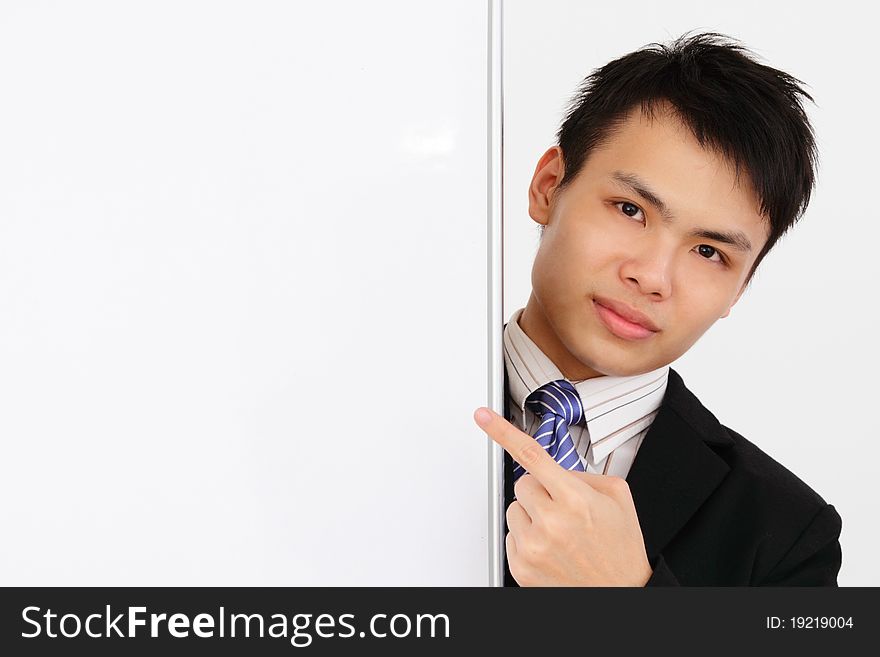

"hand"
[474, 406, 653, 586]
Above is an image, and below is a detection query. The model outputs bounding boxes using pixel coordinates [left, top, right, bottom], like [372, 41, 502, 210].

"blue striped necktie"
[512, 379, 586, 484]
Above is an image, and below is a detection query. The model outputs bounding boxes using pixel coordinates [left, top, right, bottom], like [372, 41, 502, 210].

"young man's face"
[521, 104, 770, 379]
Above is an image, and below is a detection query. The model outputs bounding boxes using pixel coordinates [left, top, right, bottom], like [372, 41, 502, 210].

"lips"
[592, 296, 660, 340]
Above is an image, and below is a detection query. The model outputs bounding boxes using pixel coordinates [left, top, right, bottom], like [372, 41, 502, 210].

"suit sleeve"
[644, 552, 681, 586]
[759, 503, 843, 586]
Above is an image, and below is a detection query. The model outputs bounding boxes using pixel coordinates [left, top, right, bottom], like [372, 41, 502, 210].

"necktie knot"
[512, 379, 586, 486]
[524, 379, 584, 427]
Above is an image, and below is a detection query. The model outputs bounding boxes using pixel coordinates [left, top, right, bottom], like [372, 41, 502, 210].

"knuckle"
[506, 547, 527, 583]
[607, 475, 630, 494]
[513, 474, 529, 498]
[505, 501, 517, 526]
[517, 442, 544, 468]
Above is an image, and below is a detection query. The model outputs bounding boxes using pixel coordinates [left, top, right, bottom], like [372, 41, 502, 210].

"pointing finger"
[474, 406, 569, 500]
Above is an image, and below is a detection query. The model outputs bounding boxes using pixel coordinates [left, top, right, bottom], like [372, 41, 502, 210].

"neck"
[518, 292, 604, 381]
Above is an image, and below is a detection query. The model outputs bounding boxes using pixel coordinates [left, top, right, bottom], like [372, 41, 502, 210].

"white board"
[0, 0, 492, 585]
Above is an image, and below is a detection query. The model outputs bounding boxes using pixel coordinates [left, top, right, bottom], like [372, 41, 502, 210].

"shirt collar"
[503, 307, 669, 465]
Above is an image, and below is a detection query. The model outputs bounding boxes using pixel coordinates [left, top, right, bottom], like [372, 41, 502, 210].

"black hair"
[549, 31, 817, 285]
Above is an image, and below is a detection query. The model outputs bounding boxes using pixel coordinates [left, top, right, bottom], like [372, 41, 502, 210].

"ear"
[527, 146, 565, 227]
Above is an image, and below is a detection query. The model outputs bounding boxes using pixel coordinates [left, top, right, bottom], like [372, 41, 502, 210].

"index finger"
[474, 406, 570, 499]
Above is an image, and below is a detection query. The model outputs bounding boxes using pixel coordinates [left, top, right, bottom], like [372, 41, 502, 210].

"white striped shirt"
[503, 307, 669, 479]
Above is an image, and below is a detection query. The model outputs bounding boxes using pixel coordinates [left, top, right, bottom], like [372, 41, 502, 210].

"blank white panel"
[502, 0, 878, 584]
[0, 0, 489, 585]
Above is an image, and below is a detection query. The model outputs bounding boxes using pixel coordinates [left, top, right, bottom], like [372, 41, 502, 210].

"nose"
[619, 241, 673, 299]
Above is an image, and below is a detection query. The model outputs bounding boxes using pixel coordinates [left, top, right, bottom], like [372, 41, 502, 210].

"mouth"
[592, 297, 660, 341]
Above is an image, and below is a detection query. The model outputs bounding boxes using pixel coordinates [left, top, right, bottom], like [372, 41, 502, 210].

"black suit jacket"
[502, 360, 843, 586]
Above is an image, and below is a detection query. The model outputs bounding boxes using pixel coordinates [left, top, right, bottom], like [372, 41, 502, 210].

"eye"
[614, 201, 645, 222]
[695, 244, 725, 264]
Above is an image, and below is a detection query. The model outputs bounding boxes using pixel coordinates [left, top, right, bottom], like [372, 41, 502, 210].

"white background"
[1, 0, 874, 587]
[0, 0, 490, 585]
[503, 0, 879, 585]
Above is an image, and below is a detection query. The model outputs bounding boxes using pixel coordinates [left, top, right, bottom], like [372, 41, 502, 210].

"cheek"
[674, 287, 732, 337]
[533, 230, 588, 287]
[548, 224, 612, 275]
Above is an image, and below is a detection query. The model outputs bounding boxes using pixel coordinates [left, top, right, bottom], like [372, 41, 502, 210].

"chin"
[556, 312, 666, 377]
[576, 345, 661, 378]
[595, 360, 652, 377]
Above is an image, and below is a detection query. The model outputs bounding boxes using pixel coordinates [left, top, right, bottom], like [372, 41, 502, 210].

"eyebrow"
[610, 170, 753, 253]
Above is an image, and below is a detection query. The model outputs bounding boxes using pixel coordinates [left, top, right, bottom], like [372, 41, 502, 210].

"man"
[474, 32, 842, 586]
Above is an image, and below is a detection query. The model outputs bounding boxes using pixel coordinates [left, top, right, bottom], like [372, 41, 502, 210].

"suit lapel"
[625, 368, 733, 563]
